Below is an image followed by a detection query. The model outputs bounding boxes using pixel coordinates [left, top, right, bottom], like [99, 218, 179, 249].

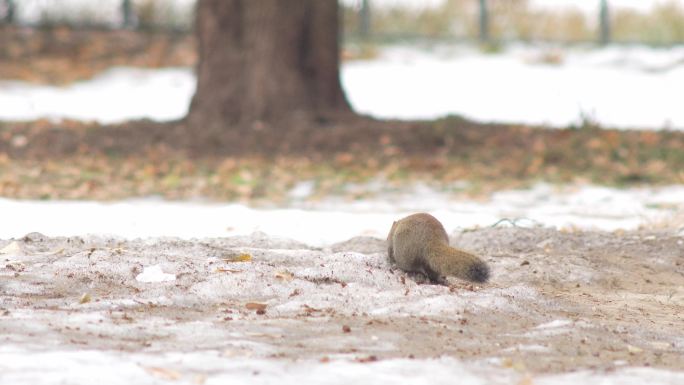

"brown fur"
[387, 213, 489, 283]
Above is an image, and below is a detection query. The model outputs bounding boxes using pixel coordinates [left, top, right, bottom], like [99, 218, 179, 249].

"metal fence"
[346, 0, 683, 46]
[1, 0, 15, 23]
[0, 0, 193, 31]
[2, 0, 682, 45]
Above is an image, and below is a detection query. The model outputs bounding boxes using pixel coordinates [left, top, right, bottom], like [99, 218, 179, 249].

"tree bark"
[187, 0, 352, 129]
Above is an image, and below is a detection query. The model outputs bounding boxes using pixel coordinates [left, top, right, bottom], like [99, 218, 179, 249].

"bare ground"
[1, 227, 683, 377]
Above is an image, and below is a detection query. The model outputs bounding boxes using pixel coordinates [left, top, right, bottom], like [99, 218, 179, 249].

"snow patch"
[535, 320, 573, 329]
[1, 183, 683, 244]
[1, 345, 683, 385]
[135, 265, 176, 283]
[1, 44, 684, 129]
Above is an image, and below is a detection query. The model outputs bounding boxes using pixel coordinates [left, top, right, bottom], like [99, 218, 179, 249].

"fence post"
[122, 0, 134, 28]
[599, 0, 610, 44]
[3, 0, 15, 24]
[359, 0, 371, 39]
[479, 0, 490, 43]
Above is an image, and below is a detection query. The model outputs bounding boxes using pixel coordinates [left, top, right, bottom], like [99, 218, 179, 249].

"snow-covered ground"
[1, 44, 683, 129]
[2, 210, 683, 385]
[3, 348, 683, 385]
[345, 44, 684, 129]
[1, 183, 683, 244]
[0, 68, 194, 123]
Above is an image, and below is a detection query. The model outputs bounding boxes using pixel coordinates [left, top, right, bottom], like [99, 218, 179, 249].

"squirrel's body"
[387, 213, 489, 283]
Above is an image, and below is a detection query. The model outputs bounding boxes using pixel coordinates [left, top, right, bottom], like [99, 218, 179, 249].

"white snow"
[0, 183, 682, 245]
[343, 44, 684, 129]
[135, 264, 176, 282]
[1, 182, 682, 385]
[0, 241, 22, 256]
[523, 320, 579, 337]
[0, 67, 195, 123]
[1, 346, 683, 385]
[534, 320, 573, 329]
[2, 44, 683, 129]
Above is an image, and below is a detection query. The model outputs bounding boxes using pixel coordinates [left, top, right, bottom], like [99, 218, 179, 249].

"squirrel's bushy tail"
[428, 243, 490, 283]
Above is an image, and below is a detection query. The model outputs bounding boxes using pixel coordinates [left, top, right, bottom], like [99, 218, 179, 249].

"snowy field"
[1, 44, 683, 129]
[1, 183, 683, 244]
[2, 212, 683, 385]
[1, 182, 683, 385]
[3, 350, 683, 385]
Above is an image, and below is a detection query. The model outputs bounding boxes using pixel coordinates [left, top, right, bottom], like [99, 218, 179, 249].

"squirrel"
[387, 213, 489, 283]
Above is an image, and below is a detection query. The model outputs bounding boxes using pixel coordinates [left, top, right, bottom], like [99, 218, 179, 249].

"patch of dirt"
[0, 26, 195, 84]
[1, 228, 682, 374]
[1, 117, 684, 200]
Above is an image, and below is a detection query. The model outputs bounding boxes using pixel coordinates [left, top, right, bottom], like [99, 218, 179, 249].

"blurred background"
[3, 0, 684, 44]
[1, 0, 683, 127]
[0, 0, 683, 242]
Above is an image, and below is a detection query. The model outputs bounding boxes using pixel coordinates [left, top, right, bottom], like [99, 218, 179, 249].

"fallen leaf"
[79, 293, 92, 304]
[144, 366, 182, 381]
[627, 344, 643, 354]
[245, 302, 267, 311]
[245, 332, 283, 339]
[4, 261, 25, 272]
[215, 267, 242, 273]
[222, 253, 252, 262]
[275, 270, 294, 281]
[356, 355, 378, 363]
[502, 358, 527, 371]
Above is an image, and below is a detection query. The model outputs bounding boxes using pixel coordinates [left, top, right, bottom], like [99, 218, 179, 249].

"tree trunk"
[187, 0, 352, 129]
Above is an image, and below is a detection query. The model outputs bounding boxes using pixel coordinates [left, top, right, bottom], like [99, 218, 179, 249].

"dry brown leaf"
[4, 261, 25, 272]
[245, 302, 267, 311]
[144, 366, 182, 381]
[222, 253, 252, 262]
[502, 358, 527, 372]
[215, 267, 242, 273]
[275, 270, 294, 281]
[245, 332, 283, 339]
[79, 293, 92, 304]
